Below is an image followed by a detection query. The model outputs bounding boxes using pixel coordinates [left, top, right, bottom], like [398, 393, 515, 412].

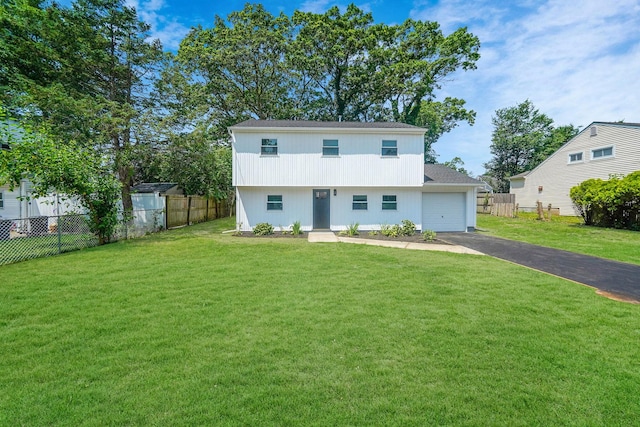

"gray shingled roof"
[592, 121, 640, 128]
[509, 171, 529, 179]
[131, 182, 180, 194]
[424, 164, 484, 185]
[232, 119, 423, 130]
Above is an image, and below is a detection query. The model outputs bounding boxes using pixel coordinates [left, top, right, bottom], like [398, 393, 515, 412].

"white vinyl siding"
[510, 124, 640, 215]
[233, 131, 423, 187]
[236, 187, 423, 232]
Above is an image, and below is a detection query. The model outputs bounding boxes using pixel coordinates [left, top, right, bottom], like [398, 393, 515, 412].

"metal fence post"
[57, 214, 62, 254]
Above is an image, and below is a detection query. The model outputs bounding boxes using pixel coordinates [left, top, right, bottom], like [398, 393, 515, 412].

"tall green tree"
[1, 0, 163, 214]
[290, 6, 480, 129]
[0, 111, 121, 244]
[291, 5, 382, 121]
[484, 100, 578, 193]
[414, 98, 476, 163]
[176, 4, 294, 140]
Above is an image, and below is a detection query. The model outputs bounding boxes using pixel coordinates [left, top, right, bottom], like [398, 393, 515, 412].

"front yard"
[1, 217, 639, 425]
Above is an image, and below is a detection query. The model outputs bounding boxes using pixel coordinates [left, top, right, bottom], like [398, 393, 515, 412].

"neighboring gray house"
[230, 119, 483, 232]
[510, 122, 640, 215]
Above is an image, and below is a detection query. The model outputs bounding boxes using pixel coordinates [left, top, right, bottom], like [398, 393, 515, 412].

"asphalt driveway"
[438, 232, 640, 302]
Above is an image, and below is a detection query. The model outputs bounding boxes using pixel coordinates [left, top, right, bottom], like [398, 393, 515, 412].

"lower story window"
[382, 195, 397, 210]
[267, 195, 283, 211]
[352, 195, 367, 210]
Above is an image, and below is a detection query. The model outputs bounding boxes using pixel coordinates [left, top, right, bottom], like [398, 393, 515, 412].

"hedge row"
[570, 171, 640, 230]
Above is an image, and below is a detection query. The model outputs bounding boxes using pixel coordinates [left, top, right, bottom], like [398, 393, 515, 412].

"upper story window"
[323, 139, 339, 156]
[382, 195, 397, 210]
[381, 140, 397, 156]
[261, 138, 278, 155]
[568, 152, 583, 163]
[592, 146, 613, 159]
[267, 195, 283, 211]
[352, 195, 368, 210]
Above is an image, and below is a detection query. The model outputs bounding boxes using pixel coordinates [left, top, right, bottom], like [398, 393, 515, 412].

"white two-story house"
[510, 122, 640, 215]
[230, 119, 482, 232]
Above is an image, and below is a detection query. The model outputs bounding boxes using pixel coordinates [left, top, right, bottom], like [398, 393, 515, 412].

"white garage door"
[422, 193, 466, 232]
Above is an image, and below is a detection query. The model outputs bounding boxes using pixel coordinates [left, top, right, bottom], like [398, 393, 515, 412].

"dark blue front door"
[313, 189, 330, 229]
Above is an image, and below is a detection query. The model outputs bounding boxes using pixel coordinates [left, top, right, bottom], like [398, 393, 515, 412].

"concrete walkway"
[307, 232, 484, 255]
[439, 232, 640, 303]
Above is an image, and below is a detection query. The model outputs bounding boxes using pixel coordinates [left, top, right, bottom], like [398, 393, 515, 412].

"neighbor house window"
[352, 195, 368, 210]
[381, 140, 397, 156]
[261, 138, 278, 155]
[323, 139, 339, 156]
[592, 146, 613, 159]
[382, 195, 397, 210]
[267, 195, 283, 210]
[0, 192, 3, 209]
[568, 152, 583, 163]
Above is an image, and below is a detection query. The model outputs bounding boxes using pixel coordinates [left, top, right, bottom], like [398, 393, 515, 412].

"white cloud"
[412, 0, 640, 175]
[126, 0, 190, 50]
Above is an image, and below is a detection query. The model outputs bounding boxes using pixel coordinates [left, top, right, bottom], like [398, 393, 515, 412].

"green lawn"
[1, 217, 639, 425]
[478, 212, 640, 265]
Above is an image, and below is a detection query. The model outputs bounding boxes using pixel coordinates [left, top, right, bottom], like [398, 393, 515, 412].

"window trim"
[352, 195, 368, 210]
[591, 145, 614, 160]
[261, 138, 278, 156]
[322, 139, 339, 156]
[568, 152, 584, 164]
[266, 194, 283, 211]
[381, 140, 398, 157]
[382, 195, 397, 210]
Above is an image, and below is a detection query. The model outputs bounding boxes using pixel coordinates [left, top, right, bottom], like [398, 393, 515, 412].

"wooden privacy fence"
[477, 193, 516, 217]
[166, 195, 229, 229]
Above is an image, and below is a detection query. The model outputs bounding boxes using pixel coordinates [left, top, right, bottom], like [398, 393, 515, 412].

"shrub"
[291, 221, 303, 235]
[339, 222, 359, 237]
[570, 171, 640, 230]
[253, 222, 274, 236]
[400, 219, 416, 236]
[381, 224, 401, 237]
[422, 229, 437, 242]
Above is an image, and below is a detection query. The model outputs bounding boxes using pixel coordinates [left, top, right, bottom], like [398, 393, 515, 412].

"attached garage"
[422, 164, 485, 232]
[422, 192, 466, 232]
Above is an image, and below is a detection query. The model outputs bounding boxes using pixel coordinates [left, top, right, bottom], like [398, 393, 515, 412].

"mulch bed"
[236, 231, 449, 244]
[343, 232, 450, 245]
[236, 231, 307, 238]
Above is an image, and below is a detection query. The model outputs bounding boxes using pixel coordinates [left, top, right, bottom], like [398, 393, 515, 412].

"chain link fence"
[0, 209, 165, 266]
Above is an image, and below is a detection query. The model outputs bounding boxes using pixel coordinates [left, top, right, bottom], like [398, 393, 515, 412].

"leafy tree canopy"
[163, 2, 480, 159]
[484, 100, 579, 192]
[0, 109, 121, 244]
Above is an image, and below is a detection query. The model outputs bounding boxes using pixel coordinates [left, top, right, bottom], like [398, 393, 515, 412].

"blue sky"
[73, 0, 640, 175]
